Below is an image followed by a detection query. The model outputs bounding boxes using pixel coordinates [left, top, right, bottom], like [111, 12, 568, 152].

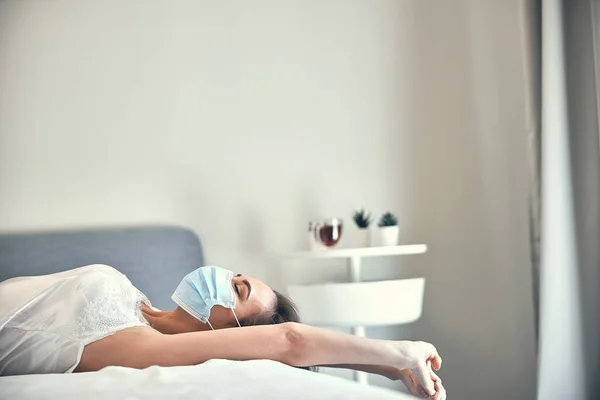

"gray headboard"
[0, 226, 204, 310]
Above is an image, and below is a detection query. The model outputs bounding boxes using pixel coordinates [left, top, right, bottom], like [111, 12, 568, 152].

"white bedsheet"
[0, 359, 415, 400]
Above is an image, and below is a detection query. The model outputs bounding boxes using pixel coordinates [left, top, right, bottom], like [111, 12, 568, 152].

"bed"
[0, 225, 414, 399]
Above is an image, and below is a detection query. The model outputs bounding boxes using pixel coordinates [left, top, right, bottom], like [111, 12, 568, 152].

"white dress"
[0, 264, 152, 376]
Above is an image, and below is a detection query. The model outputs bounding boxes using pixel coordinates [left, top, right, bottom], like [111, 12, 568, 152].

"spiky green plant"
[378, 212, 398, 227]
[352, 209, 372, 228]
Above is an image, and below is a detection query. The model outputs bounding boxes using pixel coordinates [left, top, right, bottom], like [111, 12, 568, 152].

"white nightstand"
[282, 244, 428, 385]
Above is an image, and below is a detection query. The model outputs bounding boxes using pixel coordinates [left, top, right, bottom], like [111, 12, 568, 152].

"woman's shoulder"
[72, 264, 145, 302]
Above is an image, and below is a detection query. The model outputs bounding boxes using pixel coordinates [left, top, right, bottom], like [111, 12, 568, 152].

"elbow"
[278, 322, 308, 367]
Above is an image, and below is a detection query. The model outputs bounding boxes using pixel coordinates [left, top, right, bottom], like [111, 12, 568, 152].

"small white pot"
[379, 226, 399, 246]
[356, 228, 371, 248]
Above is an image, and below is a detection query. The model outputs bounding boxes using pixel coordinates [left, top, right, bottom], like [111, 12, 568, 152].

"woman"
[0, 264, 446, 399]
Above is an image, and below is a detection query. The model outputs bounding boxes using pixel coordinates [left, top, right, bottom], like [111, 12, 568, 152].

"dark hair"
[241, 290, 317, 373]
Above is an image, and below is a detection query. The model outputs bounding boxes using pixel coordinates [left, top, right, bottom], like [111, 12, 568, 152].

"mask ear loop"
[232, 309, 241, 327]
[206, 310, 240, 330]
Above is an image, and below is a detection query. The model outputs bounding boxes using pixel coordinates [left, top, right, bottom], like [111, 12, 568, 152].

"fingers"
[412, 362, 435, 397]
[412, 384, 427, 398]
[430, 352, 442, 371]
[401, 369, 429, 398]
[412, 373, 427, 398]
[403, 368, 445, 399]
[432, 379, 447, 400]
[421, 341, 442, 371]
[141, 304, 162, 321]
[140, 303, 153, 314]
[430, 369, 446, 400]
[430, 370, 442, 384]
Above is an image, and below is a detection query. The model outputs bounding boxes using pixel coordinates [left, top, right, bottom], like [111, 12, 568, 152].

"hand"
[398, 369, 447, 400]
[392, 341, 442, 396]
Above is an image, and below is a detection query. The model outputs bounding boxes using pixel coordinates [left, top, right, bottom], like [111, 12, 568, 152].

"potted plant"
[352, 209, 372, 248]
[378, 212, 399, 246]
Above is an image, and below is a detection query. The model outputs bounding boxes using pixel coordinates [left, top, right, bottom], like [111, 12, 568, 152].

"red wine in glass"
[314, 219, 343, 247]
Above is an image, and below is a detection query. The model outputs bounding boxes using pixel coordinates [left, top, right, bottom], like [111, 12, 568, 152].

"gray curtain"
[564, 1, 600, 398]
[524, 1, 600, 399]
[521, 0, 542, 342]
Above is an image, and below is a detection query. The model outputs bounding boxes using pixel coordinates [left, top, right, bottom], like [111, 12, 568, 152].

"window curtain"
[522, 0, 600, 399]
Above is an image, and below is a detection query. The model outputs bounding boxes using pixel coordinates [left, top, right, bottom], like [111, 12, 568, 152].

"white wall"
[0, 1, 537, 398]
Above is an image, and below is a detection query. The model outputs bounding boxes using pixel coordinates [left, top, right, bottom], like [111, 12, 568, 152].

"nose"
[236, 274, 242, 277]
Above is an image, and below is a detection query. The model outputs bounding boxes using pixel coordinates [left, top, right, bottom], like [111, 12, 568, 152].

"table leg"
[348, 256, 368, 385]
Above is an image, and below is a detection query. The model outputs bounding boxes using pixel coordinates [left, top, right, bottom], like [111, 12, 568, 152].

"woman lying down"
[0, 264, 446, 399]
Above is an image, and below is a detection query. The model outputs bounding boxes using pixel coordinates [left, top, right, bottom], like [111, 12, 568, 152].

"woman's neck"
[141, 304, 210, 334]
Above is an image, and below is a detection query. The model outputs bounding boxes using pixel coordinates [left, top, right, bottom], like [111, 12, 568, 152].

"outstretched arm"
[76, 323, 441, 395]
[152, 323, 409, 368]
[156, 323, 440, 373]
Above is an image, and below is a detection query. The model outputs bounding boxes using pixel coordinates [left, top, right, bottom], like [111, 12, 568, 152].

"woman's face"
[208, 273, 276, 329]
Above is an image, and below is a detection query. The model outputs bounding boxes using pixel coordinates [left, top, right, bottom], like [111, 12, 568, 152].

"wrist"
[387, 340, 415, 370]
[375, 339, 400, 368]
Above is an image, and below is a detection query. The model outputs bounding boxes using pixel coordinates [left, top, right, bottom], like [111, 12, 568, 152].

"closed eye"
[242, 279, 252, 300]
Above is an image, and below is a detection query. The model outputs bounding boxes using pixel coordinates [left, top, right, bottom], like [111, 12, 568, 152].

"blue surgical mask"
[171, 266, 241, 330]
